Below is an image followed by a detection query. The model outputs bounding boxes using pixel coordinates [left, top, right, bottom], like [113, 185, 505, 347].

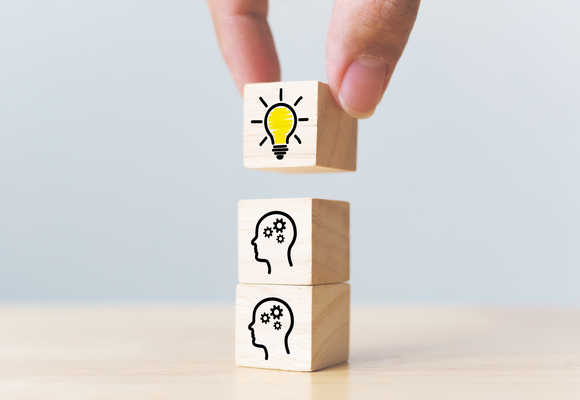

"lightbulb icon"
[251, 88, 309, 160]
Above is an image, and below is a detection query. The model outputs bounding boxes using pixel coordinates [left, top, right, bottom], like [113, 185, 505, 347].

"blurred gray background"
[1, 0, 578, 303]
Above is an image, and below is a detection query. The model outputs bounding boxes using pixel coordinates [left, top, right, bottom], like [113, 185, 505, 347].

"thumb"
[326, 0, 420, 119]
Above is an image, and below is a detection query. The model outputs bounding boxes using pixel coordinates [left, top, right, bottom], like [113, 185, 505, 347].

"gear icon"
[270, 304, 283, 320]
[263, 226, 273, 238]
[260, 312, 270, 324]
[273, 218, 286, 233]
[276, 234, 284, 244]
[273, 321, 282, 331]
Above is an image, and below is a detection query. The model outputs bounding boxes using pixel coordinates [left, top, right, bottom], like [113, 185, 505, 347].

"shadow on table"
[234, 362, 350, 400]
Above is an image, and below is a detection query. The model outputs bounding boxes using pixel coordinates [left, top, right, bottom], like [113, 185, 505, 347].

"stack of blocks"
[236, 81, 358, 372]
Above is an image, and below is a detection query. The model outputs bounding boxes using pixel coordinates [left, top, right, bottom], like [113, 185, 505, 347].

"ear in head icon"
[251, 211, 297, 275]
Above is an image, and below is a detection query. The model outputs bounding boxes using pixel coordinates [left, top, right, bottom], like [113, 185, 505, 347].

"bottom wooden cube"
[236, 283, 350, 372]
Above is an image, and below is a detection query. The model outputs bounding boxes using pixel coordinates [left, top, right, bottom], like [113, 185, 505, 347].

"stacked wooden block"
[236, 81, 357, 372]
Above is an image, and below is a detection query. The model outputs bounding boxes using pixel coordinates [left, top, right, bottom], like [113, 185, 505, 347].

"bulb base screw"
[272, 145, 288, 160]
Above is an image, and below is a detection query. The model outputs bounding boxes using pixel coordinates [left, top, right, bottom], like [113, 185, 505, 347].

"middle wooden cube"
[238, 198, 349, 285]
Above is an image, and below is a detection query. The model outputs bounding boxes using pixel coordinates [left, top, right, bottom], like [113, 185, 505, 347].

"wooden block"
[235, 283, 350, 372]
[243, 81, 357, 173]
[238, 198, 349, 285]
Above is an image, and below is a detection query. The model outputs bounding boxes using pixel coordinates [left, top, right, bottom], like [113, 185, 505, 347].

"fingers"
[326, 0, 420, 118]
[207, 0, 280, 94]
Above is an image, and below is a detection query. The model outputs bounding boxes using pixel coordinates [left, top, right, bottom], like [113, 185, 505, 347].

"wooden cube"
[238, 198, 349, 285]
[235, 283, 350, 372]
[243, 81, 357, 173]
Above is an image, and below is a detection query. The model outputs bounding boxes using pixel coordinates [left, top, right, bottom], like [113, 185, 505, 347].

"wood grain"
[238, 198, 350, 285]
[0, 305, 579, 399]
[243, 81, 357, 173]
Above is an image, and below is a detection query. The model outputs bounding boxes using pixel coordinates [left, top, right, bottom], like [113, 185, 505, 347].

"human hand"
[207, 0, 420, 119]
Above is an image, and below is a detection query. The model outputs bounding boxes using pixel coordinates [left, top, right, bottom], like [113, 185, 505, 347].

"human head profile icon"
[250, 211, 297, 275]
[248, 297, 294, 361]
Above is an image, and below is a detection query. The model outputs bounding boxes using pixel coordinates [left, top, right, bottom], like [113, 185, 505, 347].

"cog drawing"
[273, 321, 282, 331]
[273, 218, 286, 233]
[276, 235, 284, 244]
[260, 312, 270, 324]
[263, 226, 273, 238]
[270, 304, 283, 320]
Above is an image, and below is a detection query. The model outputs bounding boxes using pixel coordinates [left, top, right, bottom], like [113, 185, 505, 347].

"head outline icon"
[250, 211, 297, 275]
[248, 297, 294, 361]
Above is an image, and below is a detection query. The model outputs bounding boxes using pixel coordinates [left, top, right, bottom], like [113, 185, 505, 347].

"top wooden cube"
[243, 81, 357, 173]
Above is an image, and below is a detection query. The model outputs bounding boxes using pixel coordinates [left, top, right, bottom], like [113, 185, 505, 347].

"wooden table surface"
[0, 305, 578, 399]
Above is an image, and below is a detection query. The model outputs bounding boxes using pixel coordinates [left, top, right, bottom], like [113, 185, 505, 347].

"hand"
[207, 0, 420, 119]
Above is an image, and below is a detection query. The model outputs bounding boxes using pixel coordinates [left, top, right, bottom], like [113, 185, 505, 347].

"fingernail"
[339, 57, 388, 119]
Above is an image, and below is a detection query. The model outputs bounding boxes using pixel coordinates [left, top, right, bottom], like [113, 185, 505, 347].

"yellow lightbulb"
[251, 88, 307, 160]
[267, 106, 295, 145]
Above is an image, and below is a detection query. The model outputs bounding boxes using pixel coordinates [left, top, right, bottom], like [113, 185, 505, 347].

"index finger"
[207, 0, 280, 93]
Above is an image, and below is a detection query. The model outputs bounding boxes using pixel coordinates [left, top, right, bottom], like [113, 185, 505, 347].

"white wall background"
[0, 0, 578, 303]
